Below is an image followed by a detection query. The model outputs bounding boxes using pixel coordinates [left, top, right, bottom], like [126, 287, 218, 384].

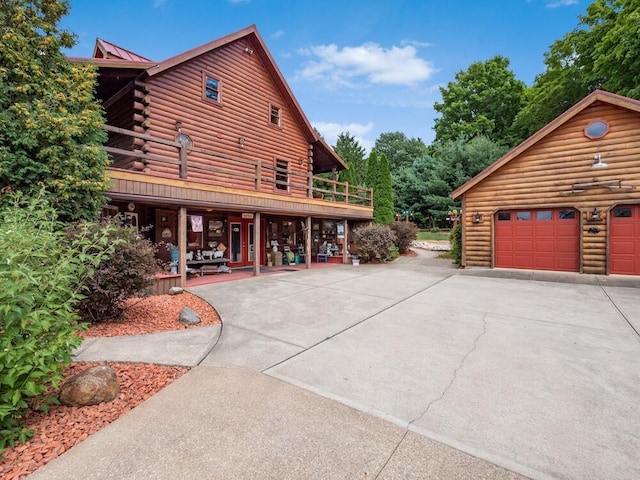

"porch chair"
[316, 245, 329, 263]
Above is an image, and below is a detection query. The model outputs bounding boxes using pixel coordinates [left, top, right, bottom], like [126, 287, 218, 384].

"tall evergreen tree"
[0, 0, 110, 221]
[366, 150, 380, 190]
[374, 153, 394, 224]
[333, 132, 367, 186]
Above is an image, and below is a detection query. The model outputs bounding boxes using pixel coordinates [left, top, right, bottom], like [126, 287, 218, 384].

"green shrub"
[74, 218, 160, 324]
[0, 195, 114, 452]
[450, 224, 462, 265]
[353, 224, 397, 263]
[391, 221, 419, 254]
[430, 227, 440, 233]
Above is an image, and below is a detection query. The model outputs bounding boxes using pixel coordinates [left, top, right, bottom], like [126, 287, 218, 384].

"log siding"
[455, 95, 640, 275]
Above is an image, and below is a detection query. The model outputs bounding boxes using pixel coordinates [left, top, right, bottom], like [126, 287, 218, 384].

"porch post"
[178, 207, 187, 286]
[306, 215, 312, 269]
[342, 219, 349, 264]
[254, 212, 261, 276]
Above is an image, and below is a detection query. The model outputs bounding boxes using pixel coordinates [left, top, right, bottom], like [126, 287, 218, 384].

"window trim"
[202, 72, 221, 104]
[274, 159, 289, 191]
[269, 104, 282, 128]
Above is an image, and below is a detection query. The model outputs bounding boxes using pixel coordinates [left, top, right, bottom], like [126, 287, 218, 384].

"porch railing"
[102, 125, 372, 207]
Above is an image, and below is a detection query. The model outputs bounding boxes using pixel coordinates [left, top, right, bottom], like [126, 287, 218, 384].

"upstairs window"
[275, 159, 289, 191]
[270, 105, 281, 127]
[203, 74, 220, 103]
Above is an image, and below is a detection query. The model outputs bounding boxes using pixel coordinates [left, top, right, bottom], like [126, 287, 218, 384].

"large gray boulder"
[59, 365, 120, 407]
[179, 306, 201, 325]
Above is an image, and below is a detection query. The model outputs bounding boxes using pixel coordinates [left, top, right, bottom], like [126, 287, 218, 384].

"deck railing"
[102, 125, 372, 207]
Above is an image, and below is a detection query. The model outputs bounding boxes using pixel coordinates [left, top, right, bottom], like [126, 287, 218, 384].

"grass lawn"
[416, 230, 451, 241]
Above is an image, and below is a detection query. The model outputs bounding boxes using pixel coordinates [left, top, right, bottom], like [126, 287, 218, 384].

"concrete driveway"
[193, 251, 640, 480]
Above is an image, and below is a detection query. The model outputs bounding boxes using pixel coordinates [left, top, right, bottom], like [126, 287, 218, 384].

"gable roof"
[93, 38, 153, 63]
[451, 90, 640, 199]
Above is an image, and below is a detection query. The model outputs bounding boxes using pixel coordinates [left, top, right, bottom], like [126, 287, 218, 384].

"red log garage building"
[451, 90, 640, 276]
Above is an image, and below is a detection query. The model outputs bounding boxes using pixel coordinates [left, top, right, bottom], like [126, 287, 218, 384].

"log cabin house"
[452, 90, 640, 276]
[69, 25, 373, 288]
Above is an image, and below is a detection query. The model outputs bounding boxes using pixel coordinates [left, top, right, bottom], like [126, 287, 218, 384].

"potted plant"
[351, 254, 360, 266]
[165, 242, 179, 263]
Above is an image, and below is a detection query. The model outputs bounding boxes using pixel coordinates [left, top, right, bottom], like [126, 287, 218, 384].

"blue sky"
[61, 0, 586, 151]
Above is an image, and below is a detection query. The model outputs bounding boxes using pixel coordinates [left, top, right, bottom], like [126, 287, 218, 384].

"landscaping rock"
[168, 286, 184, 295]
[179, 306, 201, 325]
[59, 365, 120, 407]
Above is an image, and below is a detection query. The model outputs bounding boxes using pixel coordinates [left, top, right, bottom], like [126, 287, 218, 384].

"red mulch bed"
[1, 292, 220, 480]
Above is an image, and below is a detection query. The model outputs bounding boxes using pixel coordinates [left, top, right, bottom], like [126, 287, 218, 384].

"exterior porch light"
[473, 212, 482, 224]
[592, 154, 607, 168]
[591, 208, 599, 221]
[238, 137, 245, 148]
[175, 120, 182, 133]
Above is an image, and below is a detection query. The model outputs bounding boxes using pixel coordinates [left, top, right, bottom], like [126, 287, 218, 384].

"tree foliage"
[0, 0, 110, 221]
[394, 136, 507, 227]
[433, 55, 525, 147]
[374, 131, 428, 175]
[374, 153, 394, 224]
[0, 193, 116, 451]
[513, 0, 640, 139]
[333, 132, 367, 186]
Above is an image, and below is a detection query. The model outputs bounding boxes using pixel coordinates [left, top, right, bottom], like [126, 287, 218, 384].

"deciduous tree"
[0, 0, 109, 221]
[433, 55, 525, 147]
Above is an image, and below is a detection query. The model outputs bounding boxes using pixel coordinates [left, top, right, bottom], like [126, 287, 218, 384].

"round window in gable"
[584, 120, 609, 139]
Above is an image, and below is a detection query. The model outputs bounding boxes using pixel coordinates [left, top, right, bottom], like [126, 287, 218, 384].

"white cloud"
[271, 30, 285, 40]
[401, 39, 433, 48]
[546, 0, 578, 7]
[153, 0, 169, 7]
[313, 121, 375, 152]
[297, 42, 436, 87]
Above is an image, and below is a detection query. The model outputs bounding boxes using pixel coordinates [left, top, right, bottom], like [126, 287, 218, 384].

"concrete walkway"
[32, 250, 640, 479]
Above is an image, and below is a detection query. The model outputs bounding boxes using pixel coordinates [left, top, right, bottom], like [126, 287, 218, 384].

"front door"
[228, 217, 255, 268]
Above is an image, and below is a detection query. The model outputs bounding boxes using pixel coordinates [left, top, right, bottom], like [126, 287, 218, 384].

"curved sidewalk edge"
[73, 324, 222, 367]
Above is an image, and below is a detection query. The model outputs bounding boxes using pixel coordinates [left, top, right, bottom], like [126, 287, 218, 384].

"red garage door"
[495, 208, 579, 272]
[610, 205, 640, 275]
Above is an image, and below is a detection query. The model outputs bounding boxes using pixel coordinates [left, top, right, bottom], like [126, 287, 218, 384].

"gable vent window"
[275, 159, 289, 191]
[270, 105, 281, 127]
[203, 74, 220, 103]
[584, 120, 609, 139]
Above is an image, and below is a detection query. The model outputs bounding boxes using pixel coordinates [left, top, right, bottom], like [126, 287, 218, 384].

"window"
[613, 207, 632, 218]
[537, 211, 552, 221]
[497, 212, 511, 221]
[270, 105, 281, 127]
[203, 74, 220, 103]
[516, 211, 531, 221]
[559, 209, 576, 219]
[275, 159, 289, 191]
[584, 120, 609, 139]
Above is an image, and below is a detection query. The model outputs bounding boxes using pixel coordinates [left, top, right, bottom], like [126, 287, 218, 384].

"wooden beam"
[252, 212, 261, 276]
[179, 144, 188, 178]
[342, 219, 348, 264]
[305, 216, 312, 269]
[178, 207, 187, 286]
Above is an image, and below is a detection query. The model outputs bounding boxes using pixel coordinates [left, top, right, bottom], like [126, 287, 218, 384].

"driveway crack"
[411, 313, 488, 424]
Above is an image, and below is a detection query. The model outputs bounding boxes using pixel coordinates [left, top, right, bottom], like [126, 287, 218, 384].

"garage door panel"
[495, 208, 579, 272]
[610, 205, 640, 275]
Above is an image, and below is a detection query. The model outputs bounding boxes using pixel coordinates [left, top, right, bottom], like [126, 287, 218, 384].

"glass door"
[228, 218, 256, 267]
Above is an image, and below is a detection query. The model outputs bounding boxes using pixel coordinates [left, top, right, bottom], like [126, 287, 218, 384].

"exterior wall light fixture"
[238, 137, 245, 148]
[244, 46, 254, 55]
[592, 153, 608, 168]
[473, 212, 482, 224]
